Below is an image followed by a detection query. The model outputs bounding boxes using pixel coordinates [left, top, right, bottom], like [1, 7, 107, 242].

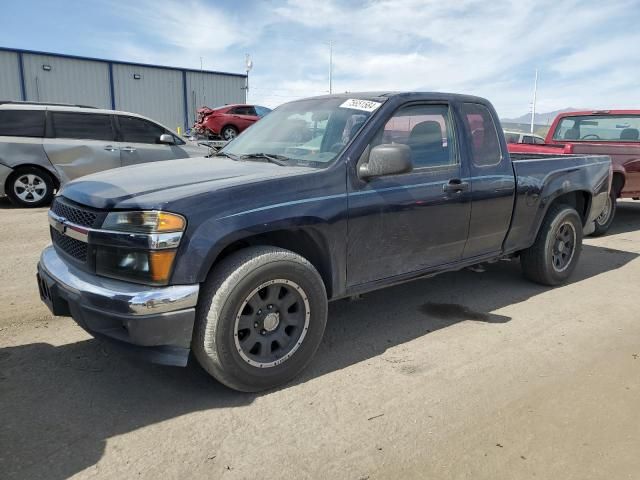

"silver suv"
[0, 102, 210, 207]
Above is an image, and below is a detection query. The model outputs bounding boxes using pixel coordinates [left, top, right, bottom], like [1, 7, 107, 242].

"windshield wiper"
[214, 151, 241, 161]
[240, 153, 291, 166]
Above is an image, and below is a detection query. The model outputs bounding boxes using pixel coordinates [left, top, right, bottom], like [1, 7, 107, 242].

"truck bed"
[504, 153, 611, 253]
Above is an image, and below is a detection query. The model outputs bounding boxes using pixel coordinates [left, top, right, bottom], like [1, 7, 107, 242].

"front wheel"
[192, 246, 328, 392]
[591, 190, 617, 237]
[520, 204, 583, 286]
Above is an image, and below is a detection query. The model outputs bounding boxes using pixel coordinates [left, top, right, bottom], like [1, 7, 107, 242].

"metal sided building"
[0, 47, 247, 132]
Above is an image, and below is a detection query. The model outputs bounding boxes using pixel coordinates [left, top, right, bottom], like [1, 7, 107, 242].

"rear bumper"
[37, 245, 199, 366]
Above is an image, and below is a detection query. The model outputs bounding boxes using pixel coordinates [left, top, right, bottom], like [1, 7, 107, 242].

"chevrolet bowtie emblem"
[53, 218, 67, 235]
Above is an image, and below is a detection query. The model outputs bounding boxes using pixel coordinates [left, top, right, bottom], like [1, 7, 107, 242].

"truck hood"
[59, 156, 315, 210]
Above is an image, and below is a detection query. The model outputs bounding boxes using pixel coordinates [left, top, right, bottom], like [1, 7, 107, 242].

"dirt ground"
[1, 197, 639, 480]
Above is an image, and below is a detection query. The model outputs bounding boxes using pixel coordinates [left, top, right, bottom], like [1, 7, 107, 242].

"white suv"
[0, 102, 210, 207]
[503, 130, 546, 145]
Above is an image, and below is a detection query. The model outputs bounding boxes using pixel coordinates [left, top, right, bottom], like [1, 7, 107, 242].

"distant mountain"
[502, 108, 586, 126]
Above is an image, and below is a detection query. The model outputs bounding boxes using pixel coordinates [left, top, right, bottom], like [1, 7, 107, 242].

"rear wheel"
[221, 125, 238, 141]
[521, 204, 583, 286]
[6, 167, 55, 208]
[591, 189, 617, 237]
[192, 246, 328, 392]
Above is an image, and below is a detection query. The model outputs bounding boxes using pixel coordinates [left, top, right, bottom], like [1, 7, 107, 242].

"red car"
[193, 104, 271, 140]
[508, 110, 640, 235]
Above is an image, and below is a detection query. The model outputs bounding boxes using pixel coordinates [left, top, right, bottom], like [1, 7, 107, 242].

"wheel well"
[612, 172, 625, 197]
[549, 191, 591, 225]
[221, 124, 238, 133]
[213, 229, 334, 297]
[6, 164, 59, 191]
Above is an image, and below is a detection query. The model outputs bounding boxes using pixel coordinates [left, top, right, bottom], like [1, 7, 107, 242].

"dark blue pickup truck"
[37, 92, 611, 391]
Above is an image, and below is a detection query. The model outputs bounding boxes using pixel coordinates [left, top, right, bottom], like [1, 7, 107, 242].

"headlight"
[96, 210, 185, 285]
[96, 247, 177, 286]
[103, 211, 186, 233]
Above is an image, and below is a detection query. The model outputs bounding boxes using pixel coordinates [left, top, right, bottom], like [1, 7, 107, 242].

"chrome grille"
[51, 198, 99, 228]
[51, 227, 88, 262]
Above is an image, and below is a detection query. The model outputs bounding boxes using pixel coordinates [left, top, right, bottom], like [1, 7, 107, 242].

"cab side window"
[373, 104, 455, 168]
[231, 106, 256, 116]
[461, 103, 502, 167]
[119, 116, 166, 144]
[51, 112, 114, 141]
[0, 110, 45, 137]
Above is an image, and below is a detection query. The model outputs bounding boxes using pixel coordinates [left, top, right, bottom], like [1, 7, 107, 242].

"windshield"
[553, 115, 640, 142]
[220, 97, 384, 168]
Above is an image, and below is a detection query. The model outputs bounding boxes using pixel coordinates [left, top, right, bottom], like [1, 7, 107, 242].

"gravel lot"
[1, 197, 639, 480]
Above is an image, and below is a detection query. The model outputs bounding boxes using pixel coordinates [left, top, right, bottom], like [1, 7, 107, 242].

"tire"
[220, 125, 238, 141]
[6, 166, 55, 208]
[520, 204, 583, 286]
[591, 190, 617, 237]
[192, 246, 328, 392]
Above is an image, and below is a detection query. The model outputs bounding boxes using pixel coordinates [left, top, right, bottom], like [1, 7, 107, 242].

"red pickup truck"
[508, 110, 640, 235]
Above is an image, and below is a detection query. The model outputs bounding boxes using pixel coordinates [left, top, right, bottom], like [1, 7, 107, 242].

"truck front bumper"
[37, 246, 199, 366]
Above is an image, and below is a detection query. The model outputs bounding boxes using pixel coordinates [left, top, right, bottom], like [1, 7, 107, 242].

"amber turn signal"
[149, 250, 177, 283]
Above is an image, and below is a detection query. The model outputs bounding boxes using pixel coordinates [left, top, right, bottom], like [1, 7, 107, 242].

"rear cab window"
[51, 112, 114, 141]
[460, 103, 502, 167]
[0, 110, 46, 137]
[553, 115, 640, 142]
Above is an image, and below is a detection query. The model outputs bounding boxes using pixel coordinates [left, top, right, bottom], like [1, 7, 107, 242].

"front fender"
[170, 194, 348, 295]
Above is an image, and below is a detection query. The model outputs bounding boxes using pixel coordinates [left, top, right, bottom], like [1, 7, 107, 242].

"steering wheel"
[580, 134, 601, 140]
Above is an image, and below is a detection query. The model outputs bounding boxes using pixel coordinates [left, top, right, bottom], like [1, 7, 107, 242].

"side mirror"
[159, 133, 175, 145]
[358, 144, 412, 179]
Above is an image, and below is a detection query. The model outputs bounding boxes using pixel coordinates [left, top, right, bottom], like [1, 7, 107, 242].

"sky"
[2, 0, 640, 118]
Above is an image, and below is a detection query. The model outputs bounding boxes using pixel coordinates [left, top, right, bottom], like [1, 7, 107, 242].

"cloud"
[84, 0, 640, 116]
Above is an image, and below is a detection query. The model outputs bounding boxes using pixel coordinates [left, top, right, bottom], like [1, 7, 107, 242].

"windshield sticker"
[339, 98, 382, 112]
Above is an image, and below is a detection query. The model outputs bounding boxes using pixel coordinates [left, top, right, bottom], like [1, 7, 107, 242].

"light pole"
[530, 69, 538, 134]
[244, 54, 253, 103]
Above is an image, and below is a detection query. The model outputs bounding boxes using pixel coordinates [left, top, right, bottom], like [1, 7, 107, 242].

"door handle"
[443, 179, 470, 194]
[120, 147, 136, 153]
[104, 145, 118, 152]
